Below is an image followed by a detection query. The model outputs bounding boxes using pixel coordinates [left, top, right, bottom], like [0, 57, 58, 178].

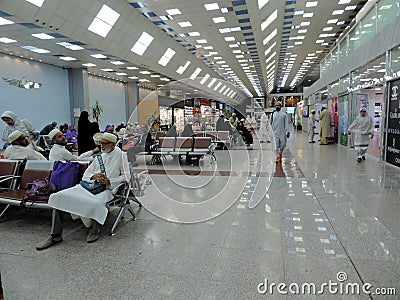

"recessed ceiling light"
[204, 3, 219, 11]
[219, 28, 231, 33]
[332, 10, 344, 15]
[126, 66, 138, 70]
[166, 8, 182, 15]
[294, 10, 304, 15]
[26, 0, 45, 7]
[345, 5, 357, 10]
[303, 13, 314, 18]
[337, 21, 345, 25]
[60, 56, 76, 61]
[0, 17, 14, 25]
[306, 1, 318, 7]
[323, 27, 333, 31]
[82, 63, 96, 67]
[116, 73, 127, 76]
[91, 53, 107, 59]
[128, 76, 138, 79]
[203, 46, 214, 50]
[110, 61, 125, 65]
[101, 68, 114, 72]
[188, 32, 200, 36]
[298, 29, 308, 33]
[327, 19, 338, 24]
[140, 71, 151, 74]
[31, 33, 54, 40]
[88, 4, 120, 38]
[213, 17, 226, 23]
[178, 21, 192, 27]
[300, 21, 311, 26]
[197, 39, 207, 44]
[0, 37, 17, 43]
[221, 7, 229, 13]
[225, 37, 235, 41]
[131, 31, 154, 55]
[338, 0, 351, 4]
[230, 27, 241, 32]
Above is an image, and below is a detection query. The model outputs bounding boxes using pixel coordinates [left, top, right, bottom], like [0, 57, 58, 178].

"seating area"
[151, 136, 216, 164]
[0, 159, 148, 235]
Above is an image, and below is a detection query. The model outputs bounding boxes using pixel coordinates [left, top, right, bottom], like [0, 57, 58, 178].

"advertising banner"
[386, 79, 400, 167]
[339, 95, 349, 146]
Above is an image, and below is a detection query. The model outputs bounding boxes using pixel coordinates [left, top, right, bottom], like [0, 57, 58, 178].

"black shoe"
[362, 156, 365, 160]
[312, 141, 316, 143]
[357, 158, 362, 163]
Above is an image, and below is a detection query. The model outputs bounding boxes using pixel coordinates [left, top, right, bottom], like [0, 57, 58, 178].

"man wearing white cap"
[271, 101, 290, 163]
[319, 105, 331, 145]
[3, 130, 46, 160]
[307, 109, 319, 143]
[347, 107, 374, 162]
[36, 132, 130, 249]
[48, 129, 100, 161]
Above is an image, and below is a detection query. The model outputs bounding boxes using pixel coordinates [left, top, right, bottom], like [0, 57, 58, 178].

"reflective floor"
[0, 129, 399, 299]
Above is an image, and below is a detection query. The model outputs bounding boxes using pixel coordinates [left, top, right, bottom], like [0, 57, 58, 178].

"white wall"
[88, 75, 126, 131]
[0, 54, 71, 135]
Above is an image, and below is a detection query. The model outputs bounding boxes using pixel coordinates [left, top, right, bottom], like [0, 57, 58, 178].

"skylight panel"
[261, 9, 278, 32]
[166, 9, 182, 15]
[258, 0, 271, 9]
[200, 74, 210, 85]
[176, 61, 191, 74]
[26, 0, 45, 7]
[131, 32, 154, 56]
[158, 48, 176, 66]
[88, 4, 120, 38]
[178, 21, 192, 28]
[190, 68, 202, 80]
[0, 17, 14, 26]
[213, 17, 226, 23]
[204, 3, 219, 11]
[57, 42, 84, 50]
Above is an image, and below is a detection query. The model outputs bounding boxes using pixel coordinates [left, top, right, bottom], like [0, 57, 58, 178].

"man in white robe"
[258, 111, 270, 143]
[307, 109, 318, 143]
[36, 133, 130, 250]
[48, 129, 99, 161]
[4, 130, 46, 160]
[271, 102, 290, 163]
[347, 107, 374, 162]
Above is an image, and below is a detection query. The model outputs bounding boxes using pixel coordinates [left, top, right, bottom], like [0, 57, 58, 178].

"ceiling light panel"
[88, 4, 120, 38]
[213, 17, 226, 23]
[0, 17, 14, 25]
[166, 9, 182, 15]
[204, 3, 219, 11]
[258, 0, 271, 9]
[26, 0, 45, 7]
[190, 68, 202, 80]
[131, 32, 154, 56]
[158, 48, 176, 66]
[176, 61, 191, 74]
[261, 9, 278, 32]
[0, 37, 17, 43]
[178, 21, 192, 27]
[306, 1, 318, 7]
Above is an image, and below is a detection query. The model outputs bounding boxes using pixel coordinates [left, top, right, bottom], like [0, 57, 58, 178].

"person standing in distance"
[271, 102, 290, 163]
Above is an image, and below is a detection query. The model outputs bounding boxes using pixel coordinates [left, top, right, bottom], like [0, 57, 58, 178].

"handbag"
[26, 178, 55, 202]
[80, 155, 107, 195]
[51, 161, 80, 191]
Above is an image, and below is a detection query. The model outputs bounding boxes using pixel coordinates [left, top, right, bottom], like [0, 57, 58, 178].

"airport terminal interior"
[0, 0, 400, 299]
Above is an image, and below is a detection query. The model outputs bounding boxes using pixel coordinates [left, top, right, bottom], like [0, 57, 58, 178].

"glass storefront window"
[331, 46, 339, 66]
[390, 46, 400, 75]
[338, 38, 348, 63]
[377, 0, 399, 32]
[359, 8, 376, 46]
[348, 25, 361, 53]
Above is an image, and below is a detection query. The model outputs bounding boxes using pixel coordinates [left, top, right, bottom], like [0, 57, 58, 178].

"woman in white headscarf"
[347, 107, 374, 162]
[1, 111, 35, 144]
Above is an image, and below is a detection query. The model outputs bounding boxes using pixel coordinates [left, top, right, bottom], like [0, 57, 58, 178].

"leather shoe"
[87, 229, 99, 243]
[36, 236, 63, 250]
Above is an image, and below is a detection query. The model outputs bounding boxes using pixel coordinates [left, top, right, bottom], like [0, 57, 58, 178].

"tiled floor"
[0, 129, 399, 299]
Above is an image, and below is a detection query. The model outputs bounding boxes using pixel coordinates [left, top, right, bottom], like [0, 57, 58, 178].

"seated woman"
[237, 120, 253, 146]
[66, 125, 78, 150]
[181, 123, 194, 137]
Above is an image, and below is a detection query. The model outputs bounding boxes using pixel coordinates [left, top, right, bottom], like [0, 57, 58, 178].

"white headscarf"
[1, 111, 35, 144]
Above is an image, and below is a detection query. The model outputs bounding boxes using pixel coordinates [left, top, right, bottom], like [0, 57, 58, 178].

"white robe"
[271, 111, 289, 155]
[1, 111, 35, 143]
[258, 113, 269, 142]
[348, 115, 374, 151]
[307, 115, 318, 140]
[48, 147, 130, 225]
[3, 145, 46, 160]
[49, 144, 94, 162]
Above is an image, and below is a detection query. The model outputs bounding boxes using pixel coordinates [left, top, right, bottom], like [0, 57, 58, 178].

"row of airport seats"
[0, 159, 148, 235]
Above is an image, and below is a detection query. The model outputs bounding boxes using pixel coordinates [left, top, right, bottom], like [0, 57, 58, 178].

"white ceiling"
[0, 0, 368, 104]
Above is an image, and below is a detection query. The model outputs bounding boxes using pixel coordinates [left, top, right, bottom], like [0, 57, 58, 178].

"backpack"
[26, 178, 55, 202]
[50, 161, 80, 191]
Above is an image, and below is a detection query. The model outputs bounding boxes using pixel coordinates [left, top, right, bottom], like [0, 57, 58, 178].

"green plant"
[91, 100, 103, 123]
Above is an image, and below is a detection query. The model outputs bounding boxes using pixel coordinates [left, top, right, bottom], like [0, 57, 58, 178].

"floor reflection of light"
[294, 226, 302, 230]
[294, 237, 303, 242]
[320, 239, 330, 244]
[318, 227, 327, 231]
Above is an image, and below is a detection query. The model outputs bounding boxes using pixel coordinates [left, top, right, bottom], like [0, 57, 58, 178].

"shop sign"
[386, 79, 400, 167]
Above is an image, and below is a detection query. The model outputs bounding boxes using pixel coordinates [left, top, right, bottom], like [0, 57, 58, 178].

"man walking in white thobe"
[271, 102, 290, 163]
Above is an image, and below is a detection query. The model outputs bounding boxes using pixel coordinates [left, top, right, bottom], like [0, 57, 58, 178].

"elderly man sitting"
[4, 130, 47, 160]
[36, 133, 130, 250]
[48, 128, 100, 161]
